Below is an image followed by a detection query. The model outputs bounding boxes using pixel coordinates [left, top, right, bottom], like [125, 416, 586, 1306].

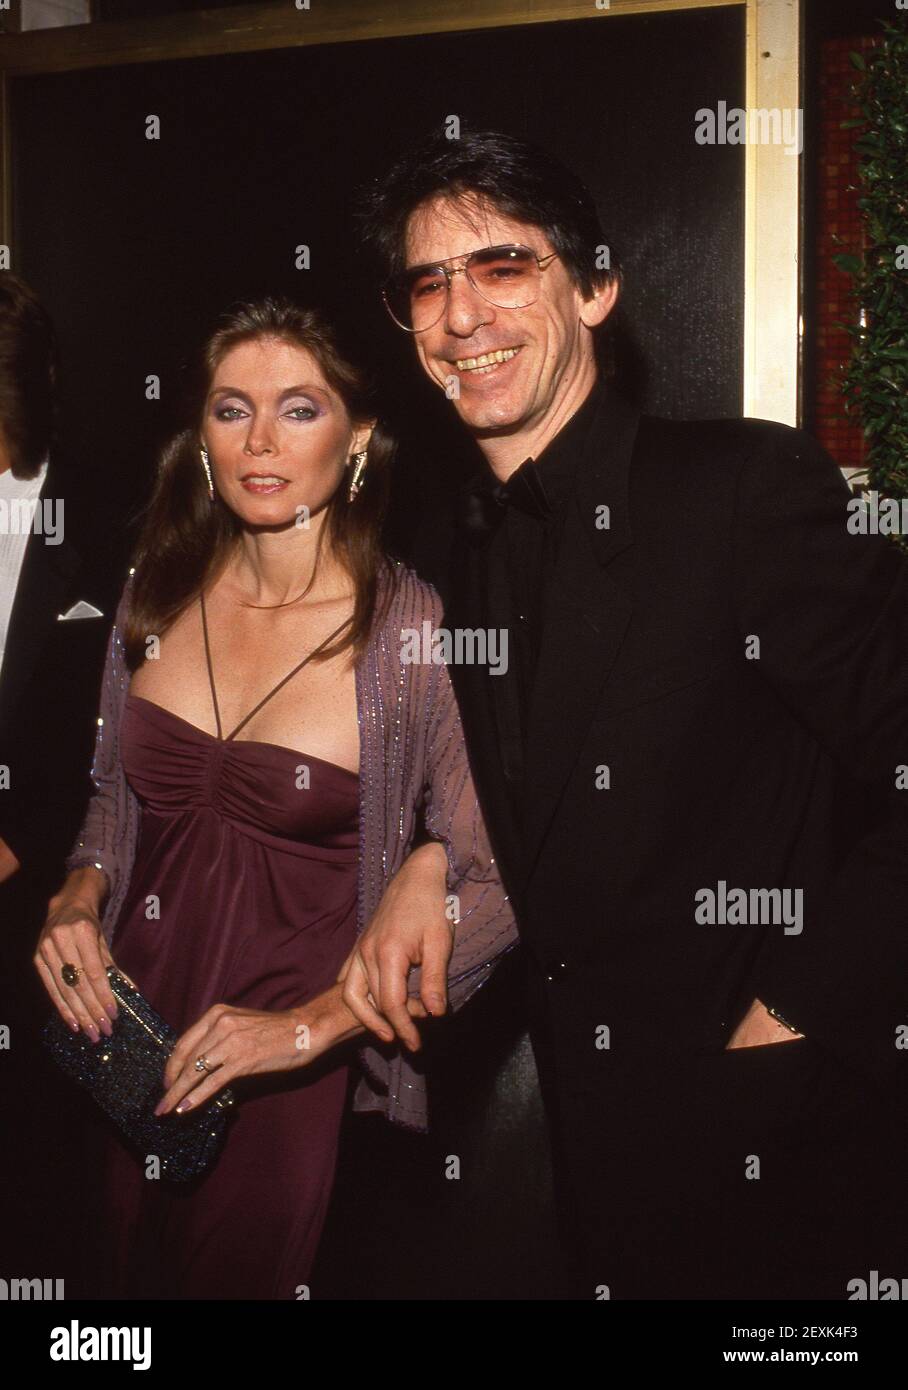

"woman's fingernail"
[87, 1025, 100, 1043]
[99, 1017, 113, 1037]
[175, 1099, 191, 1114]
[69, 1018, 80, 1032]
[106, 1004, 118, 1021]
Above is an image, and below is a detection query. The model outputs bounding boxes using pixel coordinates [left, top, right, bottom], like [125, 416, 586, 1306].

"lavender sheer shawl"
[65, 560, 518, 1132]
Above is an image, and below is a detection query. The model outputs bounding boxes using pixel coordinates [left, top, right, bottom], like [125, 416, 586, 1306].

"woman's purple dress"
[99, 624, 360, 1299]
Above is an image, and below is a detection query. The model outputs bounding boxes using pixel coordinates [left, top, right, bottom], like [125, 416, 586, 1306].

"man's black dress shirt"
[464, 375, 606, 825]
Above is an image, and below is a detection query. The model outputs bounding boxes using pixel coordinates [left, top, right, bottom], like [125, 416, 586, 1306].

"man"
[341, 130, 908, 1299]
[0, 272, 120, 909]
[0, 272, 125, 1282]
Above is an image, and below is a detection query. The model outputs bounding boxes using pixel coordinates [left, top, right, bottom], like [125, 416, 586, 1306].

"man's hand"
[0, 836, 21, 885]
[338, 840, 452, 1053]
[725, 996, 805, 1049]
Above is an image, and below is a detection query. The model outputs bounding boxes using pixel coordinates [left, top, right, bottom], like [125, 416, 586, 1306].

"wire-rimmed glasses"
[382, 243, 559, 333]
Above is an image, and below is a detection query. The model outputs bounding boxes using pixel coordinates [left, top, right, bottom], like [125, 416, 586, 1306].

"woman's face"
[202, 335, 371, 528]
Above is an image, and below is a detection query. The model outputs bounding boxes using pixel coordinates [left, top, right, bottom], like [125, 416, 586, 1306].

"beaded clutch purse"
[43, 966, 236, 1183]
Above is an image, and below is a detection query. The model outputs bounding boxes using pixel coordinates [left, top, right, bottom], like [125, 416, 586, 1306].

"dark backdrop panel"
[8, 5, 745, 1298]
[11, 4, 744, 550]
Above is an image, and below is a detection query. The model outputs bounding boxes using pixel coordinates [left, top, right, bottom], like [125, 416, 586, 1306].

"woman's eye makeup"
[209, 399, 321, 422]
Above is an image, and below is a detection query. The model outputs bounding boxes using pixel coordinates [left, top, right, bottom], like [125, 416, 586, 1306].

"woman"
[35, 298, 516, 1300]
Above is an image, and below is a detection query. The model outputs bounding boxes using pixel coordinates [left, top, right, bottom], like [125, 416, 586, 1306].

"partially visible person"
[0, 273, 116, 892]
[34, 298, 516, 1299]
[343, 129, 908, 1300]
[0, 271, 123, 1284]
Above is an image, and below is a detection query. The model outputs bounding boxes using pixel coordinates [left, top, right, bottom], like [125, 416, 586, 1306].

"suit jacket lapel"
[445, 513, 524, 901]
[0, 461, 83, 727]
[521, 383, 640, 881]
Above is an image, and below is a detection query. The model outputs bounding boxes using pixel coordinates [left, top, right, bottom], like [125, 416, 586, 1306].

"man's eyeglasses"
[382, 243, 559, 333]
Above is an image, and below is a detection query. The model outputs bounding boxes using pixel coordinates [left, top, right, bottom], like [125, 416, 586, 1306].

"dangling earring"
[348, 450, 368, 502]
[200, 444, 215, 502]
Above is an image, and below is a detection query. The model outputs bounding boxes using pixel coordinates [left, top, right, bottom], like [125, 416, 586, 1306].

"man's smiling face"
[404, 194, 602, 441]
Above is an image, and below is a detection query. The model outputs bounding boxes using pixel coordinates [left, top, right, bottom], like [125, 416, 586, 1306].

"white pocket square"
[58, 600, 104, 621]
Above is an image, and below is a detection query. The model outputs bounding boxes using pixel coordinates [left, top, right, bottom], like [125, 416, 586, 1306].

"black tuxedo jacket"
[0, 462, 130, 1295]
[0, 459, 124, 896]
[435, 381, 908, 1106]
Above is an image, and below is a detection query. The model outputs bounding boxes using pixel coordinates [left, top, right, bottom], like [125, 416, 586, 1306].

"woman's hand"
[34, 866, 123, 1040]
[154, 983, 365, 1116]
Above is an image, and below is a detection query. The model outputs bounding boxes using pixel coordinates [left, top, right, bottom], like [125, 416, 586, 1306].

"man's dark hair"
[0, 271, 57, 479]
[357, 128, 622, 300]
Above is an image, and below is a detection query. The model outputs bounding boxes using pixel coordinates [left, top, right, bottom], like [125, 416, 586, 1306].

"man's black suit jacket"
[433, 380, 908, 1107]
[0, 458, 129, 1287]
[0, 458, 124, 902]
[415, 380, 908, 1294]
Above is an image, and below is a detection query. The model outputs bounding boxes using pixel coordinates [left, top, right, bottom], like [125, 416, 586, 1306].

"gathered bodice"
[121, 694, 359, 848]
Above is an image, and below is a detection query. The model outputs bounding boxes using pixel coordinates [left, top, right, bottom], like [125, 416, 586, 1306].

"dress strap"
[199, 589, 353, 743]
[199, 588, 224, 741]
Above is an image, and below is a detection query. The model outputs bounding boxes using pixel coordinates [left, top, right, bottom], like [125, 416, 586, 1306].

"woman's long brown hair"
[122, 298, 395, 671]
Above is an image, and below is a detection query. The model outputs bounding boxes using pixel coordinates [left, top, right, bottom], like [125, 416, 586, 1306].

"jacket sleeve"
[732, 424, 908, 1082]
[416, 595, 520, 1009]
[63, 577, 136, 928]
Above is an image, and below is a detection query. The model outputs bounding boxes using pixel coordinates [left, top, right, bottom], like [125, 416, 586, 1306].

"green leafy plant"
[832, 17, 908, 550]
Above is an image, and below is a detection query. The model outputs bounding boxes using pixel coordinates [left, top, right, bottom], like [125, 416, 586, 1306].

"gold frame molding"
[0, 0, 800, 424]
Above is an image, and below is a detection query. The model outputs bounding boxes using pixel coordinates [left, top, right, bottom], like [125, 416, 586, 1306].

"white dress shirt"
[0, 457, 49, 681]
